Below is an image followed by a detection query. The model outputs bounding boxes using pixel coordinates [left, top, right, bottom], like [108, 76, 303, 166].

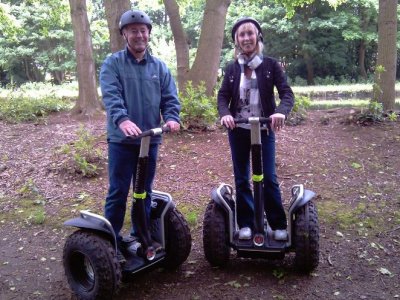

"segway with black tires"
[63, 126, 192, 299]
[203, 117, 319, 272]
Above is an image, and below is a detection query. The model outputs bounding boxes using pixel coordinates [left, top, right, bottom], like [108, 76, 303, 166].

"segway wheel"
[163, 207, 192, 269]
[63, 230, 121, 300]
[293, 201, 319, 272]
[203, 200, 230, 266]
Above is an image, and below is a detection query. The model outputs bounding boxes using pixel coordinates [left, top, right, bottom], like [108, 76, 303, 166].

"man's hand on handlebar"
[119, 120, 142, 137]
[165, 120, 180, 132]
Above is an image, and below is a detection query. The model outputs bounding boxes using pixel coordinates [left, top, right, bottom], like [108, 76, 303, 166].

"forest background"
[0, 1, 399, 299]
[0, 0, 399, 90]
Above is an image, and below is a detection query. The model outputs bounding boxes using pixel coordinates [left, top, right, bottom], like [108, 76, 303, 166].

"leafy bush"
[0, 82, 76, 123]
[179, 81, 218, 130]
[292, 76, 308, 86]
[57, 125, 104, 177]
[286, 95, 311, 125]
[0, 95, 72, 123]
[357, 101, 380, 124]
[356, 101, 398, 125]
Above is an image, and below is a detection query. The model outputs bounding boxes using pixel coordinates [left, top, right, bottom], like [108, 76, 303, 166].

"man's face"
[123, 23, 149, 54]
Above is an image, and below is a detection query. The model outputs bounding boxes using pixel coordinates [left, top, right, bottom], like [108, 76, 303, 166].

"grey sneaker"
[274, 229, 288, 241]
[238, 227, 252, 240]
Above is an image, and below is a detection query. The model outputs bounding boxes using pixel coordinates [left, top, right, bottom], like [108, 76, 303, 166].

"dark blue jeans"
[104, 142, 159, 241]
[228, 127, 287, 230]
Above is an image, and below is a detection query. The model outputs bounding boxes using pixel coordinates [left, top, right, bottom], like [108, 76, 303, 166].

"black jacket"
[217, 56, 294, 119]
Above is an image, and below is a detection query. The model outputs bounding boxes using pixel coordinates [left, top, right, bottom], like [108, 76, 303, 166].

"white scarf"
[238, 54, 263, 114]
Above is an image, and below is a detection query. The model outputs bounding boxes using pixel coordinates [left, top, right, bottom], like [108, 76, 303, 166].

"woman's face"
[236, 23, 258, 55]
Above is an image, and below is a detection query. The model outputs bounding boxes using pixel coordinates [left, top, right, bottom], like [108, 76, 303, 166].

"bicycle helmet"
[231, 17, 263, 42]
[119, 10, 152, 34]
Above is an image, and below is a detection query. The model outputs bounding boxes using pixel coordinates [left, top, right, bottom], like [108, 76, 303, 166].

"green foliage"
[58, 125, 104, 177]
[16, 178, 46, 225]
[372, 65, 385, 103]
[387, 112, 398, 122]
[0, 94, 72, 123]
[286, 95, 311, 125]
[357, 101, 384, 124]
[0, 0, 75, 85]
[18, 178, 40, 198]
[179, 81, 218, 130]
[278, 0, 347, 18]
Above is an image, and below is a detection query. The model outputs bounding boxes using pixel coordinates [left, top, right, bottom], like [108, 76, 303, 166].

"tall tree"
[164, 0, 231, 95]
[375, 0, 397, 111]
[69, 0, 102, 116]
[103, 0, 131, 53]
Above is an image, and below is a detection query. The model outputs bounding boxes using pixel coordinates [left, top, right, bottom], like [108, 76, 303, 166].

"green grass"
[318, 198, 400, 236]
[1, 81, 399, 124]
[309, 98, 400, 110]
[292, 82, 400, 94]
[0, 82, 77, 123]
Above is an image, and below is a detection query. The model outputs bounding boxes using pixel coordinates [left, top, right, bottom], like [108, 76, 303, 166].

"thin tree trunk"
[163, 0, 190, 91]
[358, 5, 368, 80]
[69, 0, 102, 116]
[103, 0, 131, 53]
[299, 5, 315, 85]
[358, 40, 367, 79]
[164, 0, 230, 95]
[185, 0, 231, 95]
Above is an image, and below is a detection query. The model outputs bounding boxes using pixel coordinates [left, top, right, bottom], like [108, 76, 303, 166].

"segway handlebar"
[233, 117, 271, 124]
[130, 126, 171, 139]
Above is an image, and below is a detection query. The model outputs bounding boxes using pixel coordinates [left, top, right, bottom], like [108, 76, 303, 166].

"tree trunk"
[299, 5, 315, 85]
[185, 0, 231, 95]
[164, 0, 231, 96]
[163, 0, 190, 91]
[51, 70, 65, 85]
[358, 6, 368, 80]
[69, 0, 102, 116]
[304, 52, 315, 85]
[375, 0, 397, 111]
[358, 40, 367, 80]
[103, 0, 131, 53]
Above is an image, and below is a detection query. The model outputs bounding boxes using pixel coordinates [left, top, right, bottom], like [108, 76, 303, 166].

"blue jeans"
[228, 127, 287, 230]
[104, 142, 159, 241]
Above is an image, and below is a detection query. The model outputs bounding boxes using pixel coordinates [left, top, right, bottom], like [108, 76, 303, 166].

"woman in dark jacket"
[218, 17, 294, 241]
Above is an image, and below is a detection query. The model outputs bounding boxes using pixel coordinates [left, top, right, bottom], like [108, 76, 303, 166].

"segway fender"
[287, 184, 317, 248]
[64, 210, 117, 250]
[210, 183, 236, 243]
[288, 184, 316, 214]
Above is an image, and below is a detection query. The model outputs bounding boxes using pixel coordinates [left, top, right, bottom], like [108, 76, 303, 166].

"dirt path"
[0, 110, 399, 299]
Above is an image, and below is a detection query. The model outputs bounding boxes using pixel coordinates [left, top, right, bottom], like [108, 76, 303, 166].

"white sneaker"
[238, 227, 252, 240]
[274, 229, 288, 241]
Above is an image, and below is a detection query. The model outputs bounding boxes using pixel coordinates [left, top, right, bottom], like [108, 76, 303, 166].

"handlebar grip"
[130, 126, 170, 139]
[233, 117, 271, 124]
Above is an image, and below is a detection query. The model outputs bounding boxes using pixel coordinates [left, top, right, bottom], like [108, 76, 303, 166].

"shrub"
[57, 125, 105, 177]
[286, 95, 311, 125]
[179, 81, 218, 131]
[0, 95, 72, 123]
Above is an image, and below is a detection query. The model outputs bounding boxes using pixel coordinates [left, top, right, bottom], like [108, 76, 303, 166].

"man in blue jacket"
[99, 9, 180, 260]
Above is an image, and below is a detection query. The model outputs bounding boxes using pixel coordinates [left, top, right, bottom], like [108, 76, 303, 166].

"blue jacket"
[100, 48, 180, 144]
[218, 56, 294, 119]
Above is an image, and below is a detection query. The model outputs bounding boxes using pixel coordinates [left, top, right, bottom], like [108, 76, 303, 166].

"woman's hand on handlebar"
[165, 120, 180, 132]
[270, 113, 285, 132]
[221, 115, 235, 130]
